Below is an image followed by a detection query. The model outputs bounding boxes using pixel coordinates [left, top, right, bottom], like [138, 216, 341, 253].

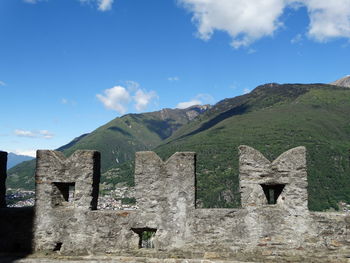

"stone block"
[239, 145, 308, 211]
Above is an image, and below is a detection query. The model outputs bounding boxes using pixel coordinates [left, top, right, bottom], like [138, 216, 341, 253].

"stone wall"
[30, 146, 350, 262]
[1, 146, 350, 262]
[34, 150, 101, 252]
[133, 151, 196, 249]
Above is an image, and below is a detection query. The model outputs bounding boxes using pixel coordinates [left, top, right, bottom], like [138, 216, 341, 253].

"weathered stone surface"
[134, 151, 196, 249]
[0, 255, 260, 263]
[34, 150, 101, 252]
[239, 145, 308, 210]
[0, 151, 7, 208]
[1, 146, 350, 262]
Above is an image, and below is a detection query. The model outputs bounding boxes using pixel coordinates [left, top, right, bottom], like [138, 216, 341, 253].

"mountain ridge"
[7, 79, 350, 211]
[155, 82, 350, 210]
[7, 105, 210, 189]
[4, 153, 34, 169]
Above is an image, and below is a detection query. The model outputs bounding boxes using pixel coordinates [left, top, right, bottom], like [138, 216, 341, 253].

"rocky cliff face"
[184, 104, 211, 120]
[331, 75, 350, 88]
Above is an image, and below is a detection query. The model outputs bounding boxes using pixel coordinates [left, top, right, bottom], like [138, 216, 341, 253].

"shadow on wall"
[0, 207, 34, 262]
[0, 146, 330, 261]
[0, 152, 34, 263]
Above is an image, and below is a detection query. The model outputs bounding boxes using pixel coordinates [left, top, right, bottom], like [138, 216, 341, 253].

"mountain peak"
[158, 104, 210, 121]
[331, 75, 350, 88]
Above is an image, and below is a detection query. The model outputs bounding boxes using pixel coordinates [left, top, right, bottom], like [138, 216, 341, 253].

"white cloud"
[23, 0, 47, 3]
[25, 0, 114, 10]
[179, 0, 286, 48]
[134, 89, 158, 111]
[0, 81, 6, 86]
[177, 99, 202, 109]
[97, 82, 158, 114]
[12, 149, 37, 157]
[179, 0, 350, 47]
[291, 33, 303, 44]
[247, 48, 257, 54]
[98, 0, 114, 11]
[125, 80, 140, 92]
[61, 98, 77, 106]
[14, 129, 36, 138]
[79, 0, 113, 11]
[243, 88, 251, 94]
[302, 0, 350, 41]
[23, 0, 38, 3]
[14, 129, 54, 139]
[196, 93, 215, 103]
[168, 76, 180, 81]
[96, 86, 131, 114]
[39, 130, 54, 139]
[176, 93, 214, 109]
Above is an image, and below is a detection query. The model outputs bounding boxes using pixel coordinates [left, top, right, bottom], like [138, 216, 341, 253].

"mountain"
[56, 133, 90, 151]
[6, 105, 210, 190]
[7, 81, 350, 211]
[331, 75, 350, 88]
[154, 83, 350, 211]
[6, 153, 34, 169]
[61, 105, 210, 171]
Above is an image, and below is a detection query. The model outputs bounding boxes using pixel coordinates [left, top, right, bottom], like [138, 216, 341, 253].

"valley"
[7, 78, 350, 211]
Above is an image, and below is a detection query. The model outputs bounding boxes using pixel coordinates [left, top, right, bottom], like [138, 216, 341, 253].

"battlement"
[1, 146, 350, 262]
[239, 145, 308, 211]
[135, 151, 196, 211]
[35, 150, 100, 211]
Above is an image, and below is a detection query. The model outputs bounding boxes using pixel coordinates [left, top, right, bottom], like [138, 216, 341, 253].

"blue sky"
[1, 0, 350, 156]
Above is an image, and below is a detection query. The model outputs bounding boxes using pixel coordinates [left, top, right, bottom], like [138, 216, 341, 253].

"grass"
[7, 84, 350, 211]
[6, 107, 201, 189]
[154, 84, 350, 210]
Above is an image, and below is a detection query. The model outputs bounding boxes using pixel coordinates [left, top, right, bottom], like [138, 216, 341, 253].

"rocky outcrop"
[331, 75, 350, 88]
[185, 105, 211, 120]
